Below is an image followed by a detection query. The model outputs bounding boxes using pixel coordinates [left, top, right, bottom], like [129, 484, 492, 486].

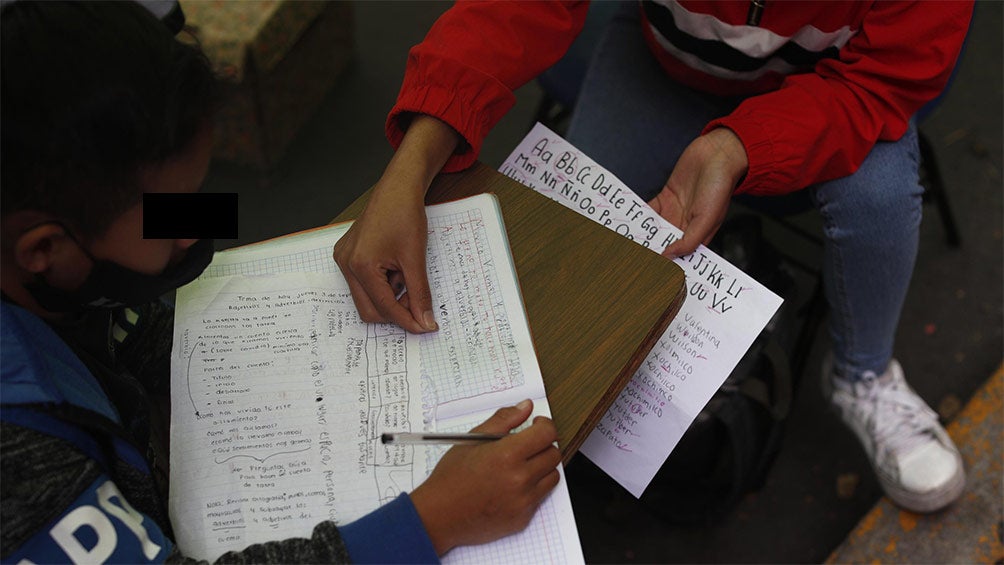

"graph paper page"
[171, 194, 583, 563]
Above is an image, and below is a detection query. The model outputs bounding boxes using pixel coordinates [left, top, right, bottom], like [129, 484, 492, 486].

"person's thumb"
[662, 228, 702, 259]
[471, 399, 533, 434]
[403, 260, 437, 332]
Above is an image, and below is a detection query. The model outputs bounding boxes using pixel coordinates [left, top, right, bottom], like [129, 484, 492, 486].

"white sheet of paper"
[501, 123, 783, 497]
[170, 195, 583, 563]
[169, 273, 425, 558]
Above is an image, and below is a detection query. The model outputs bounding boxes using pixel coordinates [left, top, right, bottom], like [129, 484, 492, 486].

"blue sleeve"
[339, 493, 440, 564]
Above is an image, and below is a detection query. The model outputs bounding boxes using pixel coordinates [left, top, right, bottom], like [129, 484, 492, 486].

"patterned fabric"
[0, 424, 104, 552]
[178, 0, 326, 82]
[179, 1, 354, 168]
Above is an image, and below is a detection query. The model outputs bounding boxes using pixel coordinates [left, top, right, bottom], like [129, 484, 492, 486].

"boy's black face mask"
[25, 227, 214, 312]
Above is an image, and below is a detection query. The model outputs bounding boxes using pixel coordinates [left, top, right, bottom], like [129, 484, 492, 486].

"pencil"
[380, 432, 506, 445]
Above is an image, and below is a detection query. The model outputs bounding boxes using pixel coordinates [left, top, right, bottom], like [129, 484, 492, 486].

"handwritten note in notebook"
[501, 123, 783, 497]
[169, 194, 583, 563]
[169, 274, 426, 558]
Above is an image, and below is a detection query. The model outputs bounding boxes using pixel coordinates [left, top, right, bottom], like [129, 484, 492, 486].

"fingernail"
[422, 310, 438, 331]
[516, 399, 531, 411]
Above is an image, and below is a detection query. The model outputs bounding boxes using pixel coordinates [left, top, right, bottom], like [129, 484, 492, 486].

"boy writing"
[0, 2, 560, 562]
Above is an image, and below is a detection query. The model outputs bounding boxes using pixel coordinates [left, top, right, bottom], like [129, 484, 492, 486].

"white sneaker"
[822, 358, 965, 512]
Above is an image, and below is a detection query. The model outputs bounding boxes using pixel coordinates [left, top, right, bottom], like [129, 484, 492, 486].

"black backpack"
[638, 214, 806, 525]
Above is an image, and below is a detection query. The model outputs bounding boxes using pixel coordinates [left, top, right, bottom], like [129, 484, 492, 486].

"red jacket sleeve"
[387, 1, 589, 172]
[708, 1, 974, 196]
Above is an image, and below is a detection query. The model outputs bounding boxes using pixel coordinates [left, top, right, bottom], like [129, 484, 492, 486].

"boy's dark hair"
[1, 1, 218, 240]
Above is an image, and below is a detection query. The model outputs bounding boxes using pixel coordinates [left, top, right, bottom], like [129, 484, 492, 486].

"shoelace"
[855, 375, 941, 463]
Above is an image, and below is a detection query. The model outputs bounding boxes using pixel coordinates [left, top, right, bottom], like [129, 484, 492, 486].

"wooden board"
[336, 162, 686, 462]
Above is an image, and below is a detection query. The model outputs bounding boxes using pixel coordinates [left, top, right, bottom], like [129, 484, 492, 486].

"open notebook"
[168, 194, 583, 563]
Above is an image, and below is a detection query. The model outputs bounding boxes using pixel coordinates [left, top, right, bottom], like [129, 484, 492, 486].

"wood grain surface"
[336, 162, 686, 463]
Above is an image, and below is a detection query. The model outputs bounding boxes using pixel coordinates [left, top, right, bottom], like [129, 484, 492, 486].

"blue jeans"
[566, 7, 923, 381]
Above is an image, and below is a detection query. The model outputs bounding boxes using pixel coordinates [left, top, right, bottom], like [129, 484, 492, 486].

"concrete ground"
[203, 2, 1003, 562]
[826, 366, 1002, 564]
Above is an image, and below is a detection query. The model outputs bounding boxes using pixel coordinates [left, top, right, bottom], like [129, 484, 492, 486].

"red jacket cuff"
[704, 116, 796, 197]
[386, 54, 516, 173]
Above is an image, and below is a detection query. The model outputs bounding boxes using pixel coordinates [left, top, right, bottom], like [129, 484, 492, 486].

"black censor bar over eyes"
[143, 193, 238, 239]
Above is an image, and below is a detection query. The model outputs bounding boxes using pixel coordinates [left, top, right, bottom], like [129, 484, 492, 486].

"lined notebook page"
[170, 194, 583, 563]
[169, 273, 426, 559]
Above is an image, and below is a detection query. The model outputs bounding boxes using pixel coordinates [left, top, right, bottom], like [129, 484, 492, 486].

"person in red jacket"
[333, 1, 973, 513]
